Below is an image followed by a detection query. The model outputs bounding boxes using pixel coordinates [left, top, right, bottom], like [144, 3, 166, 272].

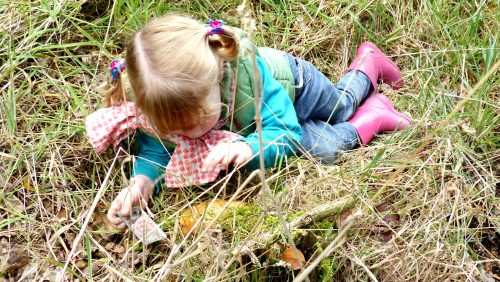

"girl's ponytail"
[206, 20, 238, 61]
[102, 59, 128, 107]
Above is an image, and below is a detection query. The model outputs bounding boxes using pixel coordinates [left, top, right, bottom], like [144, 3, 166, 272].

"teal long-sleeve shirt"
[133, 57, 302, 187]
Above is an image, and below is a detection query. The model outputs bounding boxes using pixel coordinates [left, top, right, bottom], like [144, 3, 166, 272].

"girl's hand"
[203, 142, 253, 171]
[107, 175, 155, 230]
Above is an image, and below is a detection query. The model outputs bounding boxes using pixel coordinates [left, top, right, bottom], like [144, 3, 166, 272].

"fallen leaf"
[56, 208, 67, 223]
[104, 242, 116, 252]
[371, 214, 401, 243]
[179, 200, 244, 236]
[277, 246, 306, 270]
[374, 202, 392, 212]
[337, 209, 352, 229]
[382, 214, 400, 228]
[381, 231, 395, 243]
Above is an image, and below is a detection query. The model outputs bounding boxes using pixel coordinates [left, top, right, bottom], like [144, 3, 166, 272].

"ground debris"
[0, 246, 29, 278]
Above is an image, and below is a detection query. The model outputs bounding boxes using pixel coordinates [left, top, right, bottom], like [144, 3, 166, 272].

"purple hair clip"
[207, 19, 224, 36]
[110, 58, 126, 80]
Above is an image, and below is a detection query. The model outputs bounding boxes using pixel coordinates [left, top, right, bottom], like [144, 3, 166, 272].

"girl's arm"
[133, 130, 173, 193]
[242, 57, 302, 169]
[108, 131, 172, 229]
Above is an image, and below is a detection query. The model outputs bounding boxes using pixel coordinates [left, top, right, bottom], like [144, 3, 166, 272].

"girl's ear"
[208, 32, 238, 60]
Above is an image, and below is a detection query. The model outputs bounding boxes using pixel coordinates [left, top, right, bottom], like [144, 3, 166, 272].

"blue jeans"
[286, 54, 372, 163]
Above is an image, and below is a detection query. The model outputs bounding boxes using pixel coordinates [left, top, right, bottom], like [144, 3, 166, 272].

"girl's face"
[170, 85, 221, 139]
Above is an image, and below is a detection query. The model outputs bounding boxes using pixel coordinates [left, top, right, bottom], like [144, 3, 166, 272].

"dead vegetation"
[0, 0, 498, 281]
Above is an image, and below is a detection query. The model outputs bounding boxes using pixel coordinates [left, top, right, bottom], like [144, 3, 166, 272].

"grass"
[0, 0, 498, 281]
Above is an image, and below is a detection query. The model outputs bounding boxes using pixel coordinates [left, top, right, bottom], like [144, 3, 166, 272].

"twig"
[239, 0, 269, 214]
[352, 257, 379, 282]
[288, 197, 355, 230]
[239, 2, 309, 278]
[231, 197, 355, 266]
[56, 148, 122, 282]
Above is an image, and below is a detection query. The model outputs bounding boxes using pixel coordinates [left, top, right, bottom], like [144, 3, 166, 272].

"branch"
[288, 197, 355, 230]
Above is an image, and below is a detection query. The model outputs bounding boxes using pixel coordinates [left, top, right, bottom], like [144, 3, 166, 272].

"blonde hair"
[102, 15, 239, 133]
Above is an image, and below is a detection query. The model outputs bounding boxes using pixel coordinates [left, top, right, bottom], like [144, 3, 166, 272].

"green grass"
[0, 0, 498, 281]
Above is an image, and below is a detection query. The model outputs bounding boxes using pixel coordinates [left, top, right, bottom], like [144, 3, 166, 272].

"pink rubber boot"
[348, 94, 410, 145]
[347, 41, 403, 91]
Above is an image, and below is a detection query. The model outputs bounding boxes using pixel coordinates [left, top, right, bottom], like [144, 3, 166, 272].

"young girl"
[86, 15, 410, 229]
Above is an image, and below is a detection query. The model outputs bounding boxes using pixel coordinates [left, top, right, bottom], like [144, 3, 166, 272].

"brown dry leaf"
[104, 242, 116, 252]
[179, 199, 244, 236]
[381, 231, 395, 243]
[277, 246, 306, 270]
[375, 202, 392, 212]
[56, 208, 67, 223]
[371, 214, 400, 243]
[382, 214, 400, 228]
[337, 209, 352, 229]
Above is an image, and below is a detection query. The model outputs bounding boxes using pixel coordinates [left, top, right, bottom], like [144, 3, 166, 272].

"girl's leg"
[300, 93, 411, 163]
[289, 55, 372, 124]
[289, 41, 402, 125]
[288, 42, 407, 163]
[300, 119, 358, 164]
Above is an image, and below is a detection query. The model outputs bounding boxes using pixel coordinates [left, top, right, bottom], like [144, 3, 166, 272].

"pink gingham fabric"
[85, 102, 242, 188]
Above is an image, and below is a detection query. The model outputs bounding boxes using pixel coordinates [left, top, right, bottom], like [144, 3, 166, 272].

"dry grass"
[0, 0, 498, 281]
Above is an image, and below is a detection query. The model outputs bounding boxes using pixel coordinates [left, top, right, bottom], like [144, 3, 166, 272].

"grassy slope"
[0, 0, 498, 281]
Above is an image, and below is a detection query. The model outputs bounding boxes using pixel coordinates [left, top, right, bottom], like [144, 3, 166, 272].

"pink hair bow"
[207, 19, 224, 35]
[110, 58, 126, 80]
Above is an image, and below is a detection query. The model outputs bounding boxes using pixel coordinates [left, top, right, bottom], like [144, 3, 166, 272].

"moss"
[288, 210, 305, 220]
[318, 257, 335, 281]
[311, 219, 336, 230]
[219, 204, 272, 234]
[218, 204, 303, 235]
